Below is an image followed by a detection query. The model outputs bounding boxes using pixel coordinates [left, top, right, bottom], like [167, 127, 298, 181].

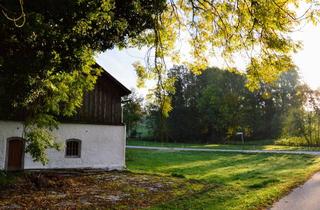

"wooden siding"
[2, 67, 130, 125]
[63, 72, 128, 125]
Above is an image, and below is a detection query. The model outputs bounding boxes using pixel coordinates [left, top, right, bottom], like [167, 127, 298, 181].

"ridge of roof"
[93, 63, 131, 96]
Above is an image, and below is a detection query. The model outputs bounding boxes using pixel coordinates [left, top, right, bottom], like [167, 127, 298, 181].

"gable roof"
[93, 63, 131, 96]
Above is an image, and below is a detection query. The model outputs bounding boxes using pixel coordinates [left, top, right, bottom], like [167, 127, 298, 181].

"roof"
[93, 63, 131, 96]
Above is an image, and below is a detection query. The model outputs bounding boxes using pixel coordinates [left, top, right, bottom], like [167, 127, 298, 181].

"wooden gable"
[1, 64, 130, 125]
[64, 66, 131, 125]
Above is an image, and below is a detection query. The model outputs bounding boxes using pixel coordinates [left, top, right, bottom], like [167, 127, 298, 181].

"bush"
[275, 137, 311, 147]
[0, 171, 16, 187]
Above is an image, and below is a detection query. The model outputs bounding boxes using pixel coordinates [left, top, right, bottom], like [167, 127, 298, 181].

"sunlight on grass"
[127, 139, 320, 151]
[127, 149, 320, 210]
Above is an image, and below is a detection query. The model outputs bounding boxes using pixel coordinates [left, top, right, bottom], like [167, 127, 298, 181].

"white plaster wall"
[0, 121, 126, 170]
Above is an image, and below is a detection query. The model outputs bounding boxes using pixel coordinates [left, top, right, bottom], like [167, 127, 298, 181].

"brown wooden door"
[7, 139, 24, 171]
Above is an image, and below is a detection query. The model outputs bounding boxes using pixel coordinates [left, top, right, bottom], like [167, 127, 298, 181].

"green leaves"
[123, 90, 144, 137]
[24, 126, 60, 165]
[130, 0, 320, 119]
[153, 66, 303, 142]
[133, 62, 149, 88]
[1, 0, 165, 162]
[1, 0, 319, 162]
[22, 49, 99, 122]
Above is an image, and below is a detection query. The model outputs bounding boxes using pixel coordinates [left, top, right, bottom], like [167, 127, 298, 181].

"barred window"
[65, 139, 81, 158]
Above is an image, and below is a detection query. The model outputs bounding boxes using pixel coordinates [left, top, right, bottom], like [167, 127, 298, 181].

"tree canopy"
[128, 0, 319, 118]
[1, 0, 166, 163]
[144, 66, 304, 143]
[1, 0, 320, 162]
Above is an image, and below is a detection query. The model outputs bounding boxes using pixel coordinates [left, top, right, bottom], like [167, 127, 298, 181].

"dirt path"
[270, 172, 320, 210]
[127, 145, 320, 156]
[0, 171, 206, 209]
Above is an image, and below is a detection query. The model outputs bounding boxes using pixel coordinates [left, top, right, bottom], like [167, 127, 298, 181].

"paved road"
[270, 172, 320, 210]
[127, 145, 320, 156]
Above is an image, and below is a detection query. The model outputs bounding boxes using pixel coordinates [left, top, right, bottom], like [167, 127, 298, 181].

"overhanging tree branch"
[1, 0, 26, 27]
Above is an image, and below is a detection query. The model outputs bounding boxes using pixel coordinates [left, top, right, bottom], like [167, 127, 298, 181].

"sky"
[96, 47, 146, 93]
[96, 22, 320, 95]
[292, 23, 320, 90]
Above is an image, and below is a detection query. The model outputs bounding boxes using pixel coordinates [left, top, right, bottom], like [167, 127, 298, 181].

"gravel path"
[270, 172, 320, 210]
[127, 145, 320, 156]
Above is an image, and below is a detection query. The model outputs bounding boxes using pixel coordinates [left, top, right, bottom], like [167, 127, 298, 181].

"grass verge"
[126, 149, 320, 210]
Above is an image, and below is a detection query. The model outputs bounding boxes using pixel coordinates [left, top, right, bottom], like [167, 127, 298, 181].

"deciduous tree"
[1, 0, 319, 161]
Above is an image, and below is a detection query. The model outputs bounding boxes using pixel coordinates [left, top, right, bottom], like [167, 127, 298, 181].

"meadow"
[127, 149, 320, 209]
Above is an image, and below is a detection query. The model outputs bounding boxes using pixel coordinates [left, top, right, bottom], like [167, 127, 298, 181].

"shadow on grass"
[127, 149, 320, 209]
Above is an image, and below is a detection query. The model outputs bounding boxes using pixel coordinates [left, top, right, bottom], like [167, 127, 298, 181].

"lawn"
[1, 150, 320, 209]
[126, 149, 320, 210]
[127, 139, 320, 151]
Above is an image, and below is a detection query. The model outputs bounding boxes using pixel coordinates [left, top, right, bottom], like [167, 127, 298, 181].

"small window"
[65, 139, 81, 158]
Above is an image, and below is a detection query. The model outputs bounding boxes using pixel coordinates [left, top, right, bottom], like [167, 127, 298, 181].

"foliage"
[275, 137, 310, 147]
[145, 66, 303, 142]
[133, 0, 320, 116]
[127, 149, 320, 209]
[281, 86, 320, 146]
[0, 171, 22, 189]
[281, 107, 306, 138]
[123, 90, 144, 138]
[2, 0, 320, 161]
[144, 103, 170, 141]
[24, 127, 60, 165]
[0, 171, 14, 187]
[196, 67, 251, 142]
[0, 0, 166, 162]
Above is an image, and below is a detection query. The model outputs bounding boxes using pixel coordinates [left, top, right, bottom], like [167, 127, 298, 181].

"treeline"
[124, 66, 320, 145]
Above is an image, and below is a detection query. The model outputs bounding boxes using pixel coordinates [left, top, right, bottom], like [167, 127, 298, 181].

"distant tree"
[143, 103, 167, 141]
[250, 69, 302, 139]
[133, 0, 319, 120]
[123, 90, 144, 138]
[196, 68, 251, 142]
[166, 65, 201, 142]
[282, 107, 306, 138]
[157, 67, 304, 143]
[300, 87, 320, 145]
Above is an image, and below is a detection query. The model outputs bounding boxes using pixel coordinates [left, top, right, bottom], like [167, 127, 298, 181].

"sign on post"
[236, 132, 244, 144]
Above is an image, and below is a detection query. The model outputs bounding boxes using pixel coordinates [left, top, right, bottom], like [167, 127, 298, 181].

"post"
[236, 132, 244, 144]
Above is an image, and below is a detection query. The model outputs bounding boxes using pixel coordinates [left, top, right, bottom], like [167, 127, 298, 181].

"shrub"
[275, 137, 311, 147]
[0, 171, 16, 187]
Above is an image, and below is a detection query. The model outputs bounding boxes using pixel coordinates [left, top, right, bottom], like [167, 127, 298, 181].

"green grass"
[275, 136, 320, 147]
[126, 149, 320, 210]
[127, 139, 320, 151]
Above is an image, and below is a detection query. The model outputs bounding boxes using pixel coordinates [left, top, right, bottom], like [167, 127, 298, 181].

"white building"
[0, 65, 130, 171]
